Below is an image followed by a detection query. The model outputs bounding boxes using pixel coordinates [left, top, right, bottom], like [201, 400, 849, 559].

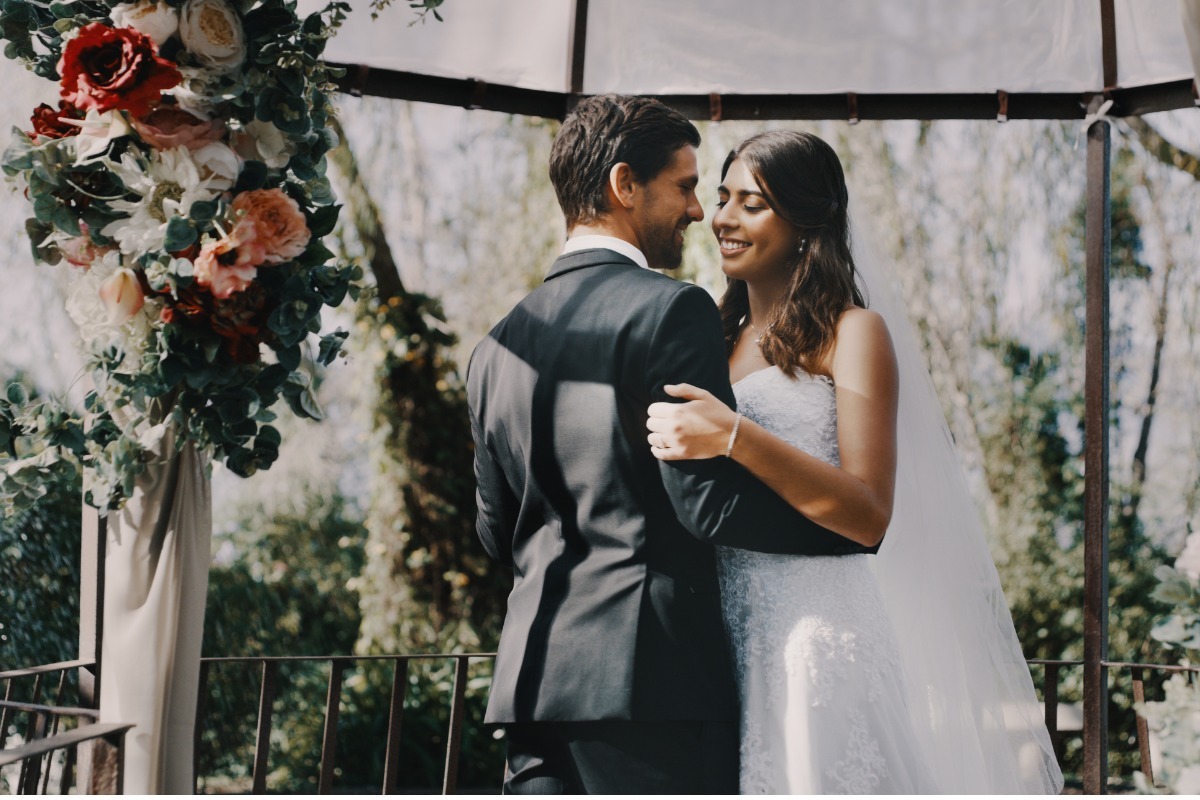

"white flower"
[232, 119, 295, 169]
[192, 140, 240, 191]
[180, 0, 245, 71]
[110, 1, 179, 47]
[66, 251, 124, 354]
[66, 109, 135, 164]
[101, 147, 221, 257]
[166, 67, 221, 119]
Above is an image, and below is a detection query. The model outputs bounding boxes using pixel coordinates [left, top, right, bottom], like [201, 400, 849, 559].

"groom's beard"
[640, 214, 688, 270]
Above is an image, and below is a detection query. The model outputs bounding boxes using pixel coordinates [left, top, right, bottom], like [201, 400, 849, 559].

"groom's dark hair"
[550, 94, 700, 229]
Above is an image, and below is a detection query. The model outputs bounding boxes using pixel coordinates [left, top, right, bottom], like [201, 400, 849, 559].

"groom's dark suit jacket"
[467, 249, 871, 725]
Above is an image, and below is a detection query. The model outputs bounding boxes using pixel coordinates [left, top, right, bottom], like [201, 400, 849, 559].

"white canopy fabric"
[302, 0, 1198, 112]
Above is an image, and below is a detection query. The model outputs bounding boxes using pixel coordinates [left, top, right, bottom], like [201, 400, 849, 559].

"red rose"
[58, 23, 182, 116]
[28, 101, 83, 139]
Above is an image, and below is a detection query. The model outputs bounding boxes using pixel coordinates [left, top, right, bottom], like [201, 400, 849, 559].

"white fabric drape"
[297, 0, 1195, 96]
[1181, 0, 1200, 87]
[98, 428, 211, 794]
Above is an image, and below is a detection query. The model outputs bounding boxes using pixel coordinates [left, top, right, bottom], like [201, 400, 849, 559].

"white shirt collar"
[562, 235, 649, 270]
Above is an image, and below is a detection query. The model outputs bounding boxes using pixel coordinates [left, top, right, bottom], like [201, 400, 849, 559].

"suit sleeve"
[468, 372, 518, 568]
[647, 285, 862, 555]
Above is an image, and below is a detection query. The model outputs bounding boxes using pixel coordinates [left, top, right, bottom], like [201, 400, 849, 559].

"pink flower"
[98, 267, 145, 324]
[59, 235, 107, 268]
[193, 220, 267, 299]
[231, 188, 310, 264]
[132, 105, 225, 150]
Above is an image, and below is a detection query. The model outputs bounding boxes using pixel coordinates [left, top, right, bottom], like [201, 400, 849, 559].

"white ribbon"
[1076, 97, 1115, 149]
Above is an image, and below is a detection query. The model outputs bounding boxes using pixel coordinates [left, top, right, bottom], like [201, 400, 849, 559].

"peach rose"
[132, 105, 225, 150]
[193, 220, 267, 299]
[231, 188, 310, 264]
[98, 267, 145, 324]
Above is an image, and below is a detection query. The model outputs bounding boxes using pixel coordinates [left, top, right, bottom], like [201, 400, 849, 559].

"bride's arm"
[646, 309, 898, 547]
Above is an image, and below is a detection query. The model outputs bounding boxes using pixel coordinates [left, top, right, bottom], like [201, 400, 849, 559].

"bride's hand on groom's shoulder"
[646, 384, 737, 461]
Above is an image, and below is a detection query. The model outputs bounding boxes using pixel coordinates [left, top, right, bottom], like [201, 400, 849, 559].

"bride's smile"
[712, 157, 800, 284]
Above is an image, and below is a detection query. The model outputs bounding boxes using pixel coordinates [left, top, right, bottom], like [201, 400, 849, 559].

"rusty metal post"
[1132, 668, 1153, 784]
[194, 659, 210, 794]
[383, 657, 410, 795]
[1082, 97, 1112, 795]
[78, 505, 106, 793]
[318, 660, 347, 794]
[442, 656, 469, 795]
[252, 660, 279, 794]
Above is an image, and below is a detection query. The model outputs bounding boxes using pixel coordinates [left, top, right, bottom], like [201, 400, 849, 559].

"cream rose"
[192, 140, 241, 191]
[180, 0, 245, 71]
[232, 119, 295, 170]
[110, 1, 179, 47]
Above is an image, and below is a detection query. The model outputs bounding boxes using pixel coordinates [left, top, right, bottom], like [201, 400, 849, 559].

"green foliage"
[0, 376, 82, 672]
[199, 490, 366, 789]
[354, 291, 507, 657]
[1135, 567, 1200, 794]
[1150, 565, 1200, 651]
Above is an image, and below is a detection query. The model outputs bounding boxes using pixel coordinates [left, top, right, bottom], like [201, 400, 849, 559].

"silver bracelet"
[725, 412, 742, 458]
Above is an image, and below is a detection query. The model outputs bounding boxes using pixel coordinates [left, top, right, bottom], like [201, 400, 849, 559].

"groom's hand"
[646, 383, 738, 461]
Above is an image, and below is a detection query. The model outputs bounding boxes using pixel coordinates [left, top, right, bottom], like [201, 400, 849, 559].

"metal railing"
[196, 652, 497, 794]
[0, 660, 131, 793]
[5, 653, 1196, 794]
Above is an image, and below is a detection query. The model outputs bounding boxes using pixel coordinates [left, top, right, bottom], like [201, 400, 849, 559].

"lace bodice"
[733, 366, 839, 466]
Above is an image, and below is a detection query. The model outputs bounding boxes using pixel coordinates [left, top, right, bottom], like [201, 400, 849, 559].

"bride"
[646, 131, 1064, 794]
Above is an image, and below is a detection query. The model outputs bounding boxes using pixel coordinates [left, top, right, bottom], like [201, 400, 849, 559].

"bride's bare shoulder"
[826, 306, 896, 379]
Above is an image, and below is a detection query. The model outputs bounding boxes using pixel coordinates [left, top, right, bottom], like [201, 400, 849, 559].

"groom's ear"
[608, 162, 638, 210]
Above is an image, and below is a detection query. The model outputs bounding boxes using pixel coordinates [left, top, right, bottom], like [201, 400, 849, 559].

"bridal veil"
[851, 220, 1065, 794]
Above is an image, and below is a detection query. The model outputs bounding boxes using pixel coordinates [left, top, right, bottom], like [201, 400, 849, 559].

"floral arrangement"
[1135, 563, 1200, 794]
[0, 0, 358, 512]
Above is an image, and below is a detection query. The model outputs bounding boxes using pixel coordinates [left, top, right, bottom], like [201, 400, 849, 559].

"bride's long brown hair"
[718, 131, 864, 377]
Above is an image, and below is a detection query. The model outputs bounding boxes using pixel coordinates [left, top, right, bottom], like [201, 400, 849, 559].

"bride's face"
[712, 158, 799, 285]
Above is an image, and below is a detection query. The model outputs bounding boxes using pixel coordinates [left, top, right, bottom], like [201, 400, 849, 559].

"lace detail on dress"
[718, 366, 935, 794]
[826, 710, 888, 793]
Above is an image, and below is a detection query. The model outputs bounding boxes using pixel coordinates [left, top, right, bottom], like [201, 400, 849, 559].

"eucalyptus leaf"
[163, 216, 197, 251]
[317, 330, 348, 366]
[234, 160, 268, 192]
[307, 203, 340, 238]
[277, 343, 301, 371]
[189, 199, 217, 223]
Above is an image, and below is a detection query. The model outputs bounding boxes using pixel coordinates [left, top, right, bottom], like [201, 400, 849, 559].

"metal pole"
[78, 504, 106, 793]
[1082, 97, 1112, 794]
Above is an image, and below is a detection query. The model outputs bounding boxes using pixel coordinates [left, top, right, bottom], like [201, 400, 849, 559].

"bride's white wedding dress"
[717, 365, 938, 794]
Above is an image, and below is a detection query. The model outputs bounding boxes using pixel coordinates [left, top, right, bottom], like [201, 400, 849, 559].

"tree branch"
[1123, 117, 1200, 182]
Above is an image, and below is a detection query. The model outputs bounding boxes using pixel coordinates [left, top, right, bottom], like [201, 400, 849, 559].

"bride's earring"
[797, 238, 808, 255]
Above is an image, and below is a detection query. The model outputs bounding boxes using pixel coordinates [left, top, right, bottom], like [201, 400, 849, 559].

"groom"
[467, 94, 857, 794]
